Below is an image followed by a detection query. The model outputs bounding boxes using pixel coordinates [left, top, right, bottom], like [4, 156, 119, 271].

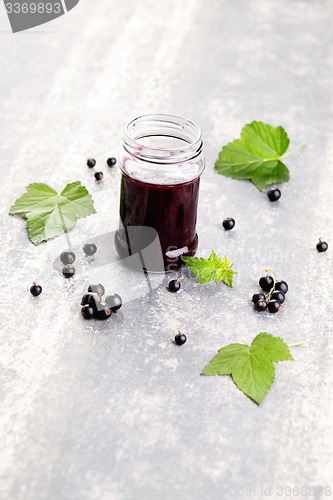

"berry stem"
[264, 267, 277, 301]
[288, 341, 305, 348]
[281, 143, 306, 159]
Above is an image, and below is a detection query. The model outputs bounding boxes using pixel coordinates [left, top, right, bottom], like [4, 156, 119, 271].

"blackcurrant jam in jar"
[115, 114, 205, 271]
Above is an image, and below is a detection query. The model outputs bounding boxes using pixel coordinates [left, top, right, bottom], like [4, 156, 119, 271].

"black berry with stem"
[271, 290, 285, 304]
[60, 250, 76, 265]
[222, 217, 235, 231]
[95, 303, 112, 320]
[105, 293, 122, 312]
[316, 238, 328, 253]
[267, 300, 281, 313]
[95, 172, 104, 181]
[88, 284, 105, 297]
[107, 157, 117, 167]
[255, 299, 267, 311]
[62, 266, 75, 278]
[81, 305, 95, 320]
[275, 281, 288, 294]
[168, 279, 181, 293]
[267, 188, 281, 202]
[252, 292, 266, 304]
[30, 282, 42, 297]
[259, 275, 274, 292]
[83, 243, 97, 256]
[87, 158, 96, 168]
[174, 331, 187, 346]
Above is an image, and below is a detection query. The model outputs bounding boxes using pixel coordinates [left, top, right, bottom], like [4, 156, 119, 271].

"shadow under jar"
[115, 114, 205, 272]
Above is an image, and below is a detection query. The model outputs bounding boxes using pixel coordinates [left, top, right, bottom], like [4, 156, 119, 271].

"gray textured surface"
[1, 1, 333, 499]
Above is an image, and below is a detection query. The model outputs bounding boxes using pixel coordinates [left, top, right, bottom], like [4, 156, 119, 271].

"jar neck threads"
[122, 114, 203, 164]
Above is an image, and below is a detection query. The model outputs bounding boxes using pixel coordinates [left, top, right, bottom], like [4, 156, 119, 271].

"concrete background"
[1, 0, 333, 499]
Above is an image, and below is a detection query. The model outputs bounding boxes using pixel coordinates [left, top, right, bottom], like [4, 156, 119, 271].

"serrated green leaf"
[9, 181, 96, 245]
[214, 121, 291, 190]
[182, 250, 237, 286]
[201, 333, 293, 404]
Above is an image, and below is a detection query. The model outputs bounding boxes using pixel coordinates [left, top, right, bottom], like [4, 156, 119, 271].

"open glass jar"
[115, 114, 205, 271]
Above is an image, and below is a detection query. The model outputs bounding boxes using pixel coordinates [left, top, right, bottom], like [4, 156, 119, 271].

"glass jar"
[115, 114, 205, 272]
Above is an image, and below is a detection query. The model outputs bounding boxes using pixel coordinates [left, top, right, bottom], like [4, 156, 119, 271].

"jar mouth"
[123, 114, 203, 163]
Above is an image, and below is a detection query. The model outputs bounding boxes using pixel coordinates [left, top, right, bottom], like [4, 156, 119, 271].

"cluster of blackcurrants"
[60, 244, 97, 278]
[87, 157, 117, 182]
[81, 283, 122, 321]
[252, 274, 289, 314]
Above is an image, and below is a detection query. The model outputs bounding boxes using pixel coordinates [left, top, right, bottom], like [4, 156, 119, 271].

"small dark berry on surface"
[81, 305, 95, 320]
[95, 172, 104, 181]
[62, 266, 75, 278]
[252, 292, 266, 304]
[222, 217, 235, 231]
[267, 300, 281, 313]
[168, 279, 181, 293]
[271, 290, 285, 304]
[30, 283, 42, 297]
[60, 250, 76, 265]
[87, 158, 96, 168]
[174, 332, 187, 346]
[95, 303, 112, 320]
[316, 239, 328, 253]
[88, 293, 101, 310]
[88, 284, 105, 297]
[275, 280, 288, 294]
[105, 293, 122, 312]
[107, 157, 117, 167]
[83, 243, 97, 256]
[267, 188, 281, 202]
[255, 300, 267, 311]
[259, 275, 274, 292]
[81, 293, 93, 306]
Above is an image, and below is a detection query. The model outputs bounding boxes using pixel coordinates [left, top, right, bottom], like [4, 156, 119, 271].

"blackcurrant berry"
[81, 293, 91, 305]
[271, 290, 285, 304]
[174, 332, 187, 346]
[81, 305, 95, 320]
[30, 283, 42, 297]
[95, 172, 104, 181]
[95, 303, 112, 320]
[168, 279, 181, 293]
[105, 293, 122, 312]
[88, 284, 105, 297]
[252, 292, 266, 304]
[267, 300, 281, 313]
[83, 243, 97, 256]
[275, 280, 288, 294]
[62, 266, 75, 278]
[107, 157, 117, 167]
[222, 217, 235, 231]
[89, 294, 102, 310]
[255, 300, 267, 311]
[267, 188, 281, 202]
[316, 239, 328, 253]
[259, 275, 274, 292]
[87, 158, 96, 168]
[60, 250, 76, 265]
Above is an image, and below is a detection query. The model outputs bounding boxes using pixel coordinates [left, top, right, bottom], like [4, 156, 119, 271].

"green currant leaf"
[201, 333, 294, 404]
[214, 121, 294, 191]
[182, 250, 237, 286]
[9, 182, 96, 245]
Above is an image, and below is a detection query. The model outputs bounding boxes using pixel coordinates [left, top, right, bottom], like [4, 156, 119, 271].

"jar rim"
[123, 113, 203, 162]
